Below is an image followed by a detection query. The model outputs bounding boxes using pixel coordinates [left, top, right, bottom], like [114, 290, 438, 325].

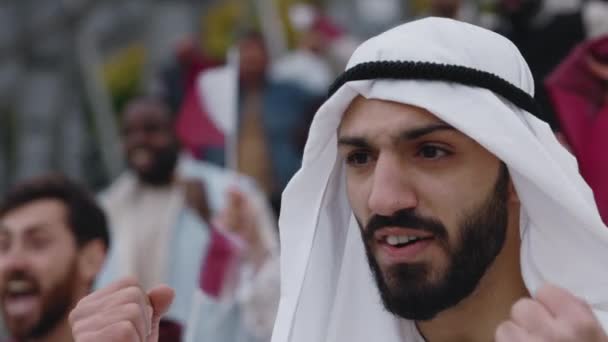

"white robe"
[97, 155, 280, 341]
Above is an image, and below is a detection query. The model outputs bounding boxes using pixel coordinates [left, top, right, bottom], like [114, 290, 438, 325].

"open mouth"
[382, 235, 434, 248]
[374, 227, 435, 248]
[3, 280, 39, 317]
[373, 228, 435, 261]
[130, 147, 154, 169]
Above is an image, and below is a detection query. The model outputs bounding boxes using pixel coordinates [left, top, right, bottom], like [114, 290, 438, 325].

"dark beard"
[6, 260, 79, 340]
[133, 143, 179, 186]
[361, 164, 510, 321]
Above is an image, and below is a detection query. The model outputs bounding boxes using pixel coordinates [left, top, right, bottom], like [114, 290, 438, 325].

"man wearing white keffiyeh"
[270, 17, 608, 342]
[67, 17, 608, 342]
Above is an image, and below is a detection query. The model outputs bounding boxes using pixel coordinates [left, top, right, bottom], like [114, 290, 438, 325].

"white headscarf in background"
[271, 17, 608, 342]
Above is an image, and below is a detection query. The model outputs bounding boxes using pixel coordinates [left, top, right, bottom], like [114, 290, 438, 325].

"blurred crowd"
[0, 0, 607, 341]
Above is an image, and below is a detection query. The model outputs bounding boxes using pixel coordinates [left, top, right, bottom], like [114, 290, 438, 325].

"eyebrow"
[0, 223, 52, 235]
[338, 123, 455, 147]
[401, 123, 455, 140]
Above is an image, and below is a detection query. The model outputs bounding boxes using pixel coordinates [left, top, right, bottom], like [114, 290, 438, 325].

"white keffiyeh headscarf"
[271, 17, 608, 342]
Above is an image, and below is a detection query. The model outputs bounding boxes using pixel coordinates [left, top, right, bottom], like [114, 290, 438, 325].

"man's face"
[0, 199, 80, 339]
[238, 37, 269, 84]
[122, 101, 180, 185]
[338, 97, 512, 320]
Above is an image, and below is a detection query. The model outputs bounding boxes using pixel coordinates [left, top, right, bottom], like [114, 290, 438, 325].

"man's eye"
[29, 237, 50, 251]
[143, 123, 164, 134]
[417, 145, 450, 159]
[346, 151, 372, 166]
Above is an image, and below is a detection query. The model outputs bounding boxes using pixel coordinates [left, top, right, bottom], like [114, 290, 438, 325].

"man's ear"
[77, 240, 106, 285]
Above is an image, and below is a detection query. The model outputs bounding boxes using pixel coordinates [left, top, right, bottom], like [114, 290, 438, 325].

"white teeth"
[386, 235, 420, 246]
[132, 149, 152, 166]
[7, 280, 34, 294]
[387, 236, 400, 246]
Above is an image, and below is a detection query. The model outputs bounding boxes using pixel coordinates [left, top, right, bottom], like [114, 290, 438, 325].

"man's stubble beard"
[132, 143, 180, 186]
[5, 259, 80, 341]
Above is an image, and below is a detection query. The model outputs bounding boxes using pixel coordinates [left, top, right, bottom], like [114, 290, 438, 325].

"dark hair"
[122, 94, 176, 121]
[237, 30, 267, 49]
[0, 174, 110, 250]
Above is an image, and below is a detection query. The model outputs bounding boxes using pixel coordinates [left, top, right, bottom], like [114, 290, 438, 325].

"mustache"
[6, 270, 35, 281]
[363, 209, 448, 242]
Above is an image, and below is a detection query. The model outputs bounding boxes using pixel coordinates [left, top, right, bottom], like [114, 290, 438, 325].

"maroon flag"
[198, 227, 244, 298]
[546, 36, 608, 223]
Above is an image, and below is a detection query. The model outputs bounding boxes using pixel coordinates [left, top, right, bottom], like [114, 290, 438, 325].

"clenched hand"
[69, 277, 174, 342]
[496, 284, 607, 341]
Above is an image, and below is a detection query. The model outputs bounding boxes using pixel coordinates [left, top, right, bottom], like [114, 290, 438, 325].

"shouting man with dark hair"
[0, 174, 109, 342]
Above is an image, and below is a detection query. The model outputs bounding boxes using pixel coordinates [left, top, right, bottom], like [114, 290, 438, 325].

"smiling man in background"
[96, 95, 280, 341]
[0, 175, 109, 342]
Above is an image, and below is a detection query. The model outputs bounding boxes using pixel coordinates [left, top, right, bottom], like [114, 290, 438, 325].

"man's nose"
[367, 153, 418, 216]
[126, 128, 148, 147]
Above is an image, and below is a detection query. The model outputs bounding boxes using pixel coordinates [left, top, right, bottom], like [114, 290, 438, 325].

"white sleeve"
[237, 256, 281, 341]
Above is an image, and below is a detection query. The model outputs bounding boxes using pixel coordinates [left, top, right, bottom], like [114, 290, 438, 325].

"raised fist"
[69, 277, 174, 342]
[496, 284, 607, 341]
